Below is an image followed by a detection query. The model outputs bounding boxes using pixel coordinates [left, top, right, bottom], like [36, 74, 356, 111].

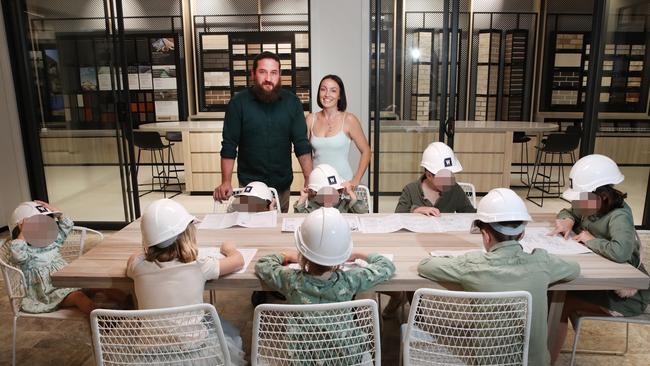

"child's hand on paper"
[549, 218, 575, 239]
[413, 206, 440, 217]
[573, 230, 595, 244]
[347, 251, 368, 262]
[281, 250, 300, 264]
[220, 241, 239, 256]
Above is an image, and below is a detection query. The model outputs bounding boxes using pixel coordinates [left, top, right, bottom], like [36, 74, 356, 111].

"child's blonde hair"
[145, 223, 198, 263]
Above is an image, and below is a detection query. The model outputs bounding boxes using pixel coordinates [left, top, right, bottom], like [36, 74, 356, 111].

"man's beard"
[252, 81, 281, 103]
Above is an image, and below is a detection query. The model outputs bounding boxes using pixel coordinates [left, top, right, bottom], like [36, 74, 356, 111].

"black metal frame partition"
[371, 0, 462, 210]
[2, 0, 145, 229]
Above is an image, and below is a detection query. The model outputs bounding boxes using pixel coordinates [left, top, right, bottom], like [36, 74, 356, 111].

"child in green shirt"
[549, 154, 650, 363]
[418, 188, 580, 366]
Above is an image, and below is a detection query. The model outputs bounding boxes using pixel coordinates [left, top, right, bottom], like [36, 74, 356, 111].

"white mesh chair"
[59, 226, 104, 263]
[90, 303, 231, 366]
[457, 182, 477, 209]
[401, 288, 532, 366]
[213, 186, 281, 214]
[252, 299, 381, 365]
[353, 184, 372, 213]
[0, 240, 86, 366]
[569, 231, 650, 365]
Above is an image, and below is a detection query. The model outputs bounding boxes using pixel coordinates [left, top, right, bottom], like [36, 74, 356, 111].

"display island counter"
[138, 120, 556, 193]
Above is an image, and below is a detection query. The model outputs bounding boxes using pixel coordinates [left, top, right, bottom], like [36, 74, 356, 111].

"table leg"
[548, 290, 566, 350]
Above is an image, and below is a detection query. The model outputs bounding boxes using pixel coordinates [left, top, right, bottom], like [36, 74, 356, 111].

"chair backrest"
[403, 288, 532, 366]
[213, 186, 281, 214]
[457, 182, 477, 209]
[90, 303, 231, 366]
[0, 239, 27, 316]
[252, 299, 381, 366]
[59, 226, 105, 264]
[353, 184, 372, 213]
[133, 130, 166, 149]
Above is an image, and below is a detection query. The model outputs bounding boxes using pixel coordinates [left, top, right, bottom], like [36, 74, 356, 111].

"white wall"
[310, 0, 370, 186]
[0, 6, 31, 229]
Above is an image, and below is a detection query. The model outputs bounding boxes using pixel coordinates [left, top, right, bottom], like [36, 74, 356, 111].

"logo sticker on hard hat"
[244, 186, 253, 193]
[444, 157, 452, 167]
[35, 205, 48, 213]
[328, 176, 337, 184]
[569, 178, 573, 189]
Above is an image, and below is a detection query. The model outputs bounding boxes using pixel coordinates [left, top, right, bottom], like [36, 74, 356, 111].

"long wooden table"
[52, 213, 649, 348]
[52, 213, 648, 292]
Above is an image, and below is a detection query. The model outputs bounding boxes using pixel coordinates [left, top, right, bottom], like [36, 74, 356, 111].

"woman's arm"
[304, 112, 312, 140]
[345, 113, 371, 187]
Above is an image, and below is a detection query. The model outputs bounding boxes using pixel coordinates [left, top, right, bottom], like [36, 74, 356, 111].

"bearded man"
[214, 51, 313, 212]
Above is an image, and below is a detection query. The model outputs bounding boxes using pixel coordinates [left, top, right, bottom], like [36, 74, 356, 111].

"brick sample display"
[546, 31, 647, 112]
[197, 32, 311, 113]
[475, 30, 501, 121]
[501, 30, 528, 120]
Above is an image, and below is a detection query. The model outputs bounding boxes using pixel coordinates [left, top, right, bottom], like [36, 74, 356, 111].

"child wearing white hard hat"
[418, 188, 580, 366]
[7, 201, 126, 314]
[395, 142, 475, 216]
[127, 198, 246, 365]
[227, 181, 277, 213]
[549, 154, 649, 363]
[294, 164, 368, 213]
[255, 207, 394, 304]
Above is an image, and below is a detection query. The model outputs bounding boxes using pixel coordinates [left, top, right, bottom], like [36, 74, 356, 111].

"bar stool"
[164, 131, 184, 178]
[133, 130, 182, 198]
[512, 131, 531, 186]
[526, 128, 581, 207]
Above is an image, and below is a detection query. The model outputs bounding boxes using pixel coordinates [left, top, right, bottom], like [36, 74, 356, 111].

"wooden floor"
[1, 232, 650, 365]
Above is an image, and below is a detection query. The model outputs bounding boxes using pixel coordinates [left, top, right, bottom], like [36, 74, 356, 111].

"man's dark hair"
[253, 51, 281, 72]
[316, 74, 347, 111]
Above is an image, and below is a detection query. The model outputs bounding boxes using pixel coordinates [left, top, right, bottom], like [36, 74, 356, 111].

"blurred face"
[314, 186, 341, 207]
[21, 215, 59, 247]
[252, 58, 280, 92]
[572, 192, 601, 217]
[425, 169, 456, 192]
[231, 196, 270, 213]
[319, 78, 340, 109]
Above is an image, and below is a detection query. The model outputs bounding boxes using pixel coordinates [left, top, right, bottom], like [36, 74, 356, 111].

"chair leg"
[570, 318, 583, 366]
[12, 315, 17, 366]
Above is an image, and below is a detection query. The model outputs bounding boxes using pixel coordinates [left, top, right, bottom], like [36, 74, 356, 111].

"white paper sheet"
[197, 248, 257, 274]
[287, 253, 394, 272]
[281, 215, 360, 232]
[432, 213, 477, 232]
[199, 211, 277, 230]
[154, 100, 179, 121]
[519, 227, 592, 255]
[360, 214, 477, 234]
[430, 249, 485, 257]
[128, 73, 140, 90]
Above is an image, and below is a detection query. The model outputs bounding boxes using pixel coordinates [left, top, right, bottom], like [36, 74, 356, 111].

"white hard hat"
[141, 199, 197, 249]
[562, 154, 624, 201]
[308, 164, 344, 192]
[476, 188, 532, 223]
[294, 207, 353, 266]
[420, 142, 463, 174]
[9, 201, 62, 233]
[236, 181, 273, 202]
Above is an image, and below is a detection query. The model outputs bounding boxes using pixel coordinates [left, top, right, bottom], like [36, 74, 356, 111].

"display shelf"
[197, 31, 311, 112]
